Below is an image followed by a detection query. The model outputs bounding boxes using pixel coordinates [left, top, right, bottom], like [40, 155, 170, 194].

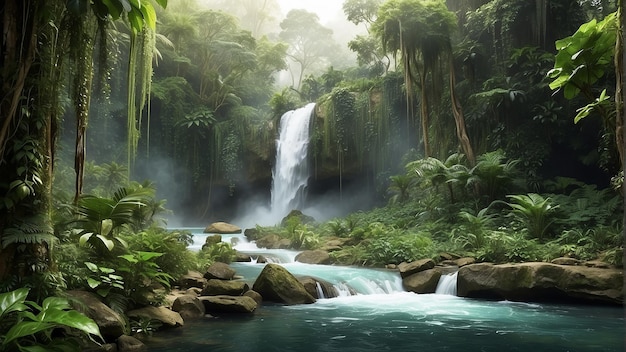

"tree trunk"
[449, 55, 476, 166]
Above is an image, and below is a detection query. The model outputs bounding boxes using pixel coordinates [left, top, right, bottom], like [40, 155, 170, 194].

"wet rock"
[204, 222, 242, 234]
[252, 263, 316, 305]
[398, 259, 435, 278]
[295, 250, 331, 264]
[201, 279, 249, 296]
[126, 306, 184, 328]
[204, 262, 236, 280]
[235, 252, 252, 262]
[457, 262, 623, 305]
[66, 290, 126, 341]
[203, 234, 222, 246]
[299, 276, 338, 299]
[179, 270, 207, 289]
[244, 228, 260, 241]
[402, 268, 442, 294]
[551, 257, 581, 266]
[172, 294, 205, 320]
[243, 290, 263, 305]
[199, 295, 257, 314]
[117, 335, 146, 351]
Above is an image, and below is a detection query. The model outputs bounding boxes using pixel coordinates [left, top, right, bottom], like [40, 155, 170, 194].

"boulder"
[295, 250, 331, 265]
[204, 262, 236, 280]
[243, 290, 263, 306]
[116, 335, 146, 351]
[243, 228, 260, 241]
[199, 295, 257, 314]
[178, 270, 207, 289]
[252, 263, 316, 304]
[299, 276, 338, 299]
[397, 259, 435, 278]
[201, 279, 249, 296]
[235, 252, 252, 262]
[551, 257, 581, 266]
[280, 210, 315, 226]
[203, 234, 222, 246]
[126, 306, 184, 328]
[402, 268, 442, 294]
[172, 294, 205, 320]
[455, 257, 476, 267]
[66, 290, 126, 340]
[255, 234, 280, 249]
[457, 262, 623, 305]
[204, 222, 242, 234]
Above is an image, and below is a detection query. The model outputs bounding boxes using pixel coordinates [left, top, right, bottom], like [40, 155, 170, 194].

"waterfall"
[435, 271, 458, 295]
[270, 103, 316, 223]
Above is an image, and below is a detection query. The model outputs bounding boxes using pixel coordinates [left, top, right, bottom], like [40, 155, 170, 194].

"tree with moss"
[0, 0, 166, 290]
[373, 0, 475, 165]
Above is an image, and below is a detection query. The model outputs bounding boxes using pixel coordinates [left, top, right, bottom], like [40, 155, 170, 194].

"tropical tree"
[279, 9, 338, 89]
[373, 0, 476, 165]
[0, 0, 166, 289]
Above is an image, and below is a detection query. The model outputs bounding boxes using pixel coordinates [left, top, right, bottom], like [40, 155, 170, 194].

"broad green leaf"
[0, 287, 29, 319]
[87, 278, 101, 289]
[4, 321, 56, 344]
[41, 297, 70, 312]
[45, 310, 103, 338]
[101, 218, 113, 236]
[79, 233, 93, 247]
[140, 3, 157, 30]
[96, 234, 115, 251]
[84, 261, 98, 272]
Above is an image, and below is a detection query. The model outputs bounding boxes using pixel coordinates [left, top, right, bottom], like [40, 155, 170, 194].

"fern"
[2, 216, 56, 249]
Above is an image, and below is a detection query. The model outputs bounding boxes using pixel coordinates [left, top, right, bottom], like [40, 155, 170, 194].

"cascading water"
[270, 103, 316, 223]
[435, 271, 458, 295]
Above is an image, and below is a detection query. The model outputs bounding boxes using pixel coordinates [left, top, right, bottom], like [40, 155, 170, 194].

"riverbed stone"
[66, 290, 126, 340]
[201, 279, 249, 296]
[299, 276, 338, 299]
[199, 295, 257, 314]
[243, 290, 263, 305]
[116, 335, 146, 351]
[397, 259, 435, 278]
[402, 268, 442, 293]
[172, 294, 205, 320]
[550, 257, 581, 266]
[204, 222, 242, 234]
[179, 270, 207, 289]
[253, 263, 316, 304]
[295, 250, 331, 264]
[235, 252, 252, 262]
[204, 262, 236, 280]
[455, 257, 476, 267]
[457, 262, 623, 305]
[126, 306, 184, 328]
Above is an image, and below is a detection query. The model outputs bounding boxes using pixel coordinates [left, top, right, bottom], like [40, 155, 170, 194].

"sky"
[277, 0, 346, 23]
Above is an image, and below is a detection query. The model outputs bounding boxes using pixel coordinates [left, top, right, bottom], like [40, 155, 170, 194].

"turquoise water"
[151, 229, 624, 351]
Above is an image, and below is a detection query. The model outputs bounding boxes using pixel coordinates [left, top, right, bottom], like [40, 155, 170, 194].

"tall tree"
[0, 0, 166, 289]
[279, 9, 337, 89]
[374, 0, 475, 164]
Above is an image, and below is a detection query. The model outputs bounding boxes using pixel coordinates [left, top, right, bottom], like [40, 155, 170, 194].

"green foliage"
[547, 12, 616, 100]
[84, 262, 124, 297]
[0, 287, 103, 352]
[505, 193, 560, 240]
[123, 228, 195, 280]
[198, 242, 236, 267]
[73, 183, 155, 255]
[116, 251, 174, 305]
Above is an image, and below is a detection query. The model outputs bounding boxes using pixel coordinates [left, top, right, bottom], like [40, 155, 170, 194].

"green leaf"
[4, 321, 56, 344]
[87, 278, 101, 289]
[84, 261, 98, 272]
[0, 287, 29, 320]
[41, 297, 70, 312]
[96, 235, 115, 251]
[101, 218, 113, 236]
[79, 233, 93, 247]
